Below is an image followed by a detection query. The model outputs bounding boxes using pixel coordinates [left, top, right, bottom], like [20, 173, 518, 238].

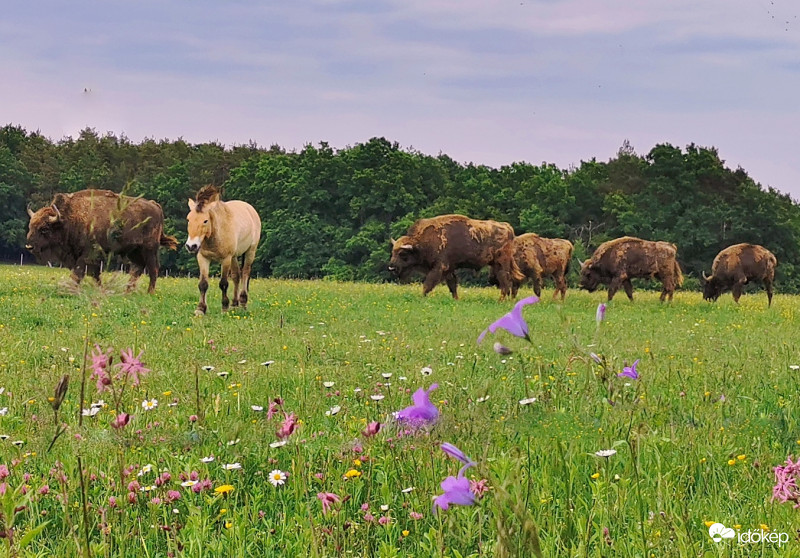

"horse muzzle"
[185, 242, 200, 253]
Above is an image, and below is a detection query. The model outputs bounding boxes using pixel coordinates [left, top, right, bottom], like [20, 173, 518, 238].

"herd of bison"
[23, 188, 778, 311]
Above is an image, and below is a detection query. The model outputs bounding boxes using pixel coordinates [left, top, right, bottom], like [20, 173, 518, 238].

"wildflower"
[344, 469, 361, 479]
[141, 399, 158, 411]
[477, 296, 539, 344]
[410, 511, 423, 520]
[589, 352, 603, 364]
[402, 529, 410, 537]
[596, 303, 606, 324]
[202, 366, 215, 372]
[137, 465, 153, 477]
[434, 443, 476, 513]
[217, 371, 229, 378]
[181, 480, 198, 488]
[420, 366, 433, 376]
[268, 470, 287, 487]
[595, 449, 617, 458]
[325, 405, 341, 416]
[189, 414, 198, 422]
[362, 421, 381, 437]
[223, 463, 242, 470]
[167, 490, 181, 502]
[591, 472, 601, 479]
[370, 394, 385, 401]
[110, 413, 131, 429]
[378, 515, 391, 525]
[395, 384, 439, 425]
[772, 456, 800, 504]
[261, 361, 275, 367]
[200, 456, 215, 463]
[470, 479, 490, 498]
[116, 348, 150, 386]
[617, 360, 640, 380]
[82, 407, 101, 417]
[227, 439, 240, 446]
[401, 487, 414, 493]
[214, 484, 234, 495]
[269, 440, 288, 449]
[323, 381, 335, 388]
[381, 373, 392, 379]
[276, 413, 298, 439]
[519, 397, 537, 406]
[251, 405, 264, 412]
[493, 342, 513, 355]
[317, 492, 341, 515]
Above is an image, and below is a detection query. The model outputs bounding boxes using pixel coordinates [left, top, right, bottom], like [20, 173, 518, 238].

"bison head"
[702, 271, 722, 302]
[388, 236, 421, 279]
[26, 204, 66, 264]
[578, 259, 601, 292]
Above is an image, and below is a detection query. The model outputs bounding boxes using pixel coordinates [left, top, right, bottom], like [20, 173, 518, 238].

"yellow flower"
[353, 459, 362, 467]
[214, 485, 234, 495]
[225, 521, 233, 529]
[344, 469, 362, 479]
[704, 521, 714, 528]
[727, 459, 736, 466]
[402, 530, 410, 537]
[734, 524, 741, 530]
[737, 454, 746, 461]
[699, 458, 706, 464]
[163, 391, 172, 397]
[760, 524, 769, 531]
[590, 472, 600, 479]
[220, 508, 227, 515]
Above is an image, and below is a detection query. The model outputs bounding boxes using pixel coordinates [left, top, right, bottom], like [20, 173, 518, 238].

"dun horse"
[185, 186, 261, 315]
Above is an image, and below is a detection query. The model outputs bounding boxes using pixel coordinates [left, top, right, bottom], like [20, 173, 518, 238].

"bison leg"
[239, 244, 257, 309]
[553, 272, 567, 301]
[731, 275, 747, 303]
[422, 266, 445, 297]
[491, 263, 514, 301]
[145, 251, 159, 294]
[195, 253, 211, 316]
[765, 278, 774, 307]
[607, 276, 629, 301]
[445, 273, 459, 300]
[70, 262, 89, 286]
[229, 257, 241, 307]
[126, 264, 144, 293]
[88, 264, 102, 286]
[531, 273, 542, 299]
[219, 256, 233, 312]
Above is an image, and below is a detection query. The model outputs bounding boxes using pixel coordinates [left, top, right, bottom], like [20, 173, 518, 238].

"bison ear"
[188, 199, 197, 211]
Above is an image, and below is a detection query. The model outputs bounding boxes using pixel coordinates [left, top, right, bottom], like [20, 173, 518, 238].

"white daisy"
[268, 469, 287, 487]
[325, 405, 341, 416]
[269, 440, 288, 449]
[217, 371, 229, 378]
[380, 504, 389, 512]
[227, 438, 240, 446]
[370, 395, 385, 401]
[200, 456, 215, 463]
[238, 359, 247, 364]
[11, 440, 24, 447]
[476, 396, 490, 403]
[519, 397, 537, 406]
[399, 376, 407, 381]
[81, 407, 100, 417]
[0, 434, 9, 441]
[401, 487, 414, 493]
[137, 464, 154, 476]
[202, 365, 215, 372]
[354, 388, 362, 393]
[0, 408, 8, 416]
[323, 381, 335, 388]
[595, 449, 617, 458]
[791, 365, 800, 370]
[251, 405, 264, 412]
[261, 360, 275, 367]
[181, 480, 197, 488]
[421, 366, 433, 376]
[91, 400, 106, 409]
[223, 463, 242, 470]
[141, 399, 158, 411]
[381, 373, 392, 379]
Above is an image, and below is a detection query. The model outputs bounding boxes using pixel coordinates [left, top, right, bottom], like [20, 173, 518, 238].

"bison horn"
[48, 204, 61, 222]
[390, 237, 397, 245]
[579, 258, 588, 271]
[27, 207, 35, 218]
[400, 244, 414, 251]
[702, 270, 709, 280]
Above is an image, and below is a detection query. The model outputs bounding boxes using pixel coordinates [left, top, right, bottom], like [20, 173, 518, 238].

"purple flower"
[361, 421, 382, 437]
[477, 296, 539, 344]
[317, 492, 341, 515]
[617, 359, 640, 380]
[440, 442, 475, 468]
[110, 412, 131, 429]
[493, 342, 513, 355]
[434, 475, 476, 512]
[395, 384, 439, 425]
[773, 456, 800, 505]
[596, 303, 606, 324]
[115, 348, 150, 387]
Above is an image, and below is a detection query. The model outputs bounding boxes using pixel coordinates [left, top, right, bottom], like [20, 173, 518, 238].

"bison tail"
[564, 244, 574, 275]
[510, 256, 526, 283]
[161, 234, 179, 251]
[674, 260, 684, 287]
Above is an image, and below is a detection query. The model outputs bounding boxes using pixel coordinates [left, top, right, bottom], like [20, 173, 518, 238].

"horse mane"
[195, 185, 222, 212]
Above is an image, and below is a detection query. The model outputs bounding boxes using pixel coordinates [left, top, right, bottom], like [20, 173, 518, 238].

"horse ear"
[188, 199, 196, 211]
[205, 200, 219, 211]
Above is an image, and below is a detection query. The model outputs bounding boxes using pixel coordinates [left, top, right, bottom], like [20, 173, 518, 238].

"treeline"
[2, 125, 800, 290]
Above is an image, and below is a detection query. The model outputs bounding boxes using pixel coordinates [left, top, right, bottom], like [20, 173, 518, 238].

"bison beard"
[388, 214, 524, 300]
[702, 243, 776, 306]
[26, 189, 177, 293]
[579, 236, 683, 302]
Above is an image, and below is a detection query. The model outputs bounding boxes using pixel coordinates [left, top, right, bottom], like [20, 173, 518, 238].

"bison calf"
[579, 236, 683, 302]
[388, 214, 524, 300]
[702, 243, 777, 306]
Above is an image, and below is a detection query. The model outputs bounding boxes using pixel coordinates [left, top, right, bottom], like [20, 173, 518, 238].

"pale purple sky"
[3, 0, 800, 197]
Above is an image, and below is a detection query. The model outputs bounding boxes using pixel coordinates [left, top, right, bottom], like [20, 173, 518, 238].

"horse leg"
[220, 256, 233, 312]
[195, 253, 211, 316]
[230, 257, 241, 307]
[239, 245, 257, 308]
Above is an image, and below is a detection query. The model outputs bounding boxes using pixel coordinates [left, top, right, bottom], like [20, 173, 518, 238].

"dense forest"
[2, 124, 800, 291]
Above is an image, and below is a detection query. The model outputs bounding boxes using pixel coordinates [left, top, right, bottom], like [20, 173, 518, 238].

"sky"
[2, 0, 800, 198]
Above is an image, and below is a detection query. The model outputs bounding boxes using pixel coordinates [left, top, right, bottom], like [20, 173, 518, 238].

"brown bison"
[388, 214, 524, 300]
[510, 234, 574, 300]
[702, 243, 776, 306]
[579, 236, 683, 301]
[26, 189, 178, 293]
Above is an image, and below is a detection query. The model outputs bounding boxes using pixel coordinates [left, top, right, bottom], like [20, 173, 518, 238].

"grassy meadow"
[2, 264, 800, 556]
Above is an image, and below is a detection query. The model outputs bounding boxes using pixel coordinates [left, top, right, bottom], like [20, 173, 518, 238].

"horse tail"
[161, 233, 179, 251]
